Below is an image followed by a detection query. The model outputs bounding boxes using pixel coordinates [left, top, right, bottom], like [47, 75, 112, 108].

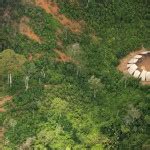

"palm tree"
[23, 62, 37, 91]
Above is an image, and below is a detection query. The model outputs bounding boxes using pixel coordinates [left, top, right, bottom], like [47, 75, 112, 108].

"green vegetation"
[1, 0, 149, 149]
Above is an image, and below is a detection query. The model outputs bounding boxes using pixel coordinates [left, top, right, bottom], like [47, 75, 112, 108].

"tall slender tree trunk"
[8, 74, 10, 85]
[8, 73, 12, 87]
[93, 89, 96, 98]
[25, 75, 29, 91]
[86, 0, 90, 8]
[41, 70, 45, 78]
[76, 69, 79, 77]
[10, 73, 12, 87]
[125, 79, 127, 88]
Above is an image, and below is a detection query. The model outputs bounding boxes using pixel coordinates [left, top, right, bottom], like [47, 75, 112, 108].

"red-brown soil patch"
[35, 0, 82, 33]
[56, 29, 64, 49]
[0, 108, 6, 113]
[54, 49, 71, 62]
[117, 48, 150, 85]
[19, 16, 42, 43]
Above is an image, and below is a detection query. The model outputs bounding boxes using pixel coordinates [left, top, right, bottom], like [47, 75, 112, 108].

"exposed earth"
[118, 48, 150, 85]
[19, 16, 42, 44]
[1, 0, 149, 149]
[35, 0, 83, 33]
[137, 54, 150, 71]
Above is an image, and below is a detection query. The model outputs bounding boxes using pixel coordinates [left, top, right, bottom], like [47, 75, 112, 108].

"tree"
[127, 104, 141, 122]
[22, 62, 37, 91]
[9, 118, 17, 134]
[32, 98, 74, 149]
[19, 137, 35, 150]
[0, 49, 26, 87]
[67, 43, 84, 76]
[51, 97, 69, 118]
[34, 126, 74, 149]
[86, 0, 92, 8]
[88, 75, 104, 98]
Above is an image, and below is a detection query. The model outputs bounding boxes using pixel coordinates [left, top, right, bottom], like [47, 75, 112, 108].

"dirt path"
[19, 16, 42, 44]
[0, 96, 12, 145]
[117, 48, 150, 85]
[35, 0, 82, 33]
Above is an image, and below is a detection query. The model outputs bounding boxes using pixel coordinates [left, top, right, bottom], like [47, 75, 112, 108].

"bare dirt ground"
[19, 16, 42, 44]
[0, 96, 12, 143]
[35, 0, 83, 33]
[54, 49, 71, 62]
[18, 1, 83, 62]
[19, 16, 71, 63]
[117, 48, 150, 85]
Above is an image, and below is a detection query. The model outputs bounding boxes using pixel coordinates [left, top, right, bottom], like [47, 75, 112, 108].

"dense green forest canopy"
[0, 0, 150, 149]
